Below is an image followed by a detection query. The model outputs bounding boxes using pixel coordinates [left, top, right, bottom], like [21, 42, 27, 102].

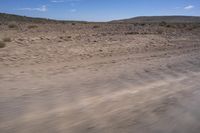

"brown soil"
[0, 22, 200, 133]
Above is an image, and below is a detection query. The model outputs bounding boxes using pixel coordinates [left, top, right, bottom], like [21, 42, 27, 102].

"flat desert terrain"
[1, 17, 200, 133]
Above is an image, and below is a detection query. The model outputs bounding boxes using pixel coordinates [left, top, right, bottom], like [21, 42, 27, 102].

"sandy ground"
[0, 22, 200, 133]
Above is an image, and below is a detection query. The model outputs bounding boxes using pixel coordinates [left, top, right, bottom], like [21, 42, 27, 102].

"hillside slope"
[0, 13, 87, 23]
[1, 13, 200, 23]
[113, 16, 200, 23]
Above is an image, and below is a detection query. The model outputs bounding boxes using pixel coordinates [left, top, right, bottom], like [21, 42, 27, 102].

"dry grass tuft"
[0, 41, 6, 48]
[28, 25, 38, 29]
[93, 25, 100, 28]
[8, 24, 18, 29]
[159, 21, 167, 27]
[125, 31, 140, 35]
[3, 37, 11, 42]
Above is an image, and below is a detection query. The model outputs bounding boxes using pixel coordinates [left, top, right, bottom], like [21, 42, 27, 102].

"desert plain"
[1, 14, 200, 133]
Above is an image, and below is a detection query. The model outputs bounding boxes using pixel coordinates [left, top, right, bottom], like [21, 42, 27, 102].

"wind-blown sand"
[0, 21, 200, 133]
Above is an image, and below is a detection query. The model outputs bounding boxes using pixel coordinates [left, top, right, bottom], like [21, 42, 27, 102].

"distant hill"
[0, 13, 87, 23]
[112, 16, 200, 23]
[1, 13, 200, 23]
[0, 13, 56, 23]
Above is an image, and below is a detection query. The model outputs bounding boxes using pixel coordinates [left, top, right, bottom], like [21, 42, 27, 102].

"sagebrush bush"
[140, 23, 145, 26]
[8, 24, 18, 29]
[3, 37, 11, 42]
[0, 41, 6, 48]
[28, 25, 38, 29]
[93, 25, 100, 28]
[159, 21, 167, 26]
[166, 24, 171, 28]
[125, 31, 140, 35]
[157, 29, 164, 34]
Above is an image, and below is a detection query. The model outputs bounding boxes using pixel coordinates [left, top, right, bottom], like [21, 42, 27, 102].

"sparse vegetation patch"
[93, 25, 100, 28]
[0, 41, 6, 48]
[72, 23, 76, 25]
[3, 37, 11, 42]
[125, 31, 139, 35]
[159, 21, 167, 26]
[8, 24, 18, 29]
[28, 25, 38, 29]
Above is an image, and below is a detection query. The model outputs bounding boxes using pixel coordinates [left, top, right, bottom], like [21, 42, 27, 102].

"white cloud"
[51, 0, 64, 3]
[66, 0, 81, 2]
[51, 0, 80, 3]
[184, 5, 194, 10]
[70, 9, 77, 12]
[17, 5, 47, 12]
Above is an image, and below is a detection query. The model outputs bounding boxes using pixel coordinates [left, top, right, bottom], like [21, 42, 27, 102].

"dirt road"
[1, 46, 200, 133]
[1, 22, 200, 133]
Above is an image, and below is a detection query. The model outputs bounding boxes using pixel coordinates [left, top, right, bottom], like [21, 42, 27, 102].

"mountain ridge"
[112, 16, 200, 23]
[1, 13, 200, 23]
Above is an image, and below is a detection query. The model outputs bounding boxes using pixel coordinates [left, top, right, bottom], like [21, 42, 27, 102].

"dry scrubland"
[1, 16, 200, 133]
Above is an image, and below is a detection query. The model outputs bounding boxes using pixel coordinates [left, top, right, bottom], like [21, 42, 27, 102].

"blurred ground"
[0, 21, 200, 133]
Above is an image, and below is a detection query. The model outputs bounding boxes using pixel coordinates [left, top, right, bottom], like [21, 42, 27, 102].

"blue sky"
[0, 0, 199, 21]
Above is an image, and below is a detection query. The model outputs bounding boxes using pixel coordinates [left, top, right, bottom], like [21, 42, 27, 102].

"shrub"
[59, 36, 64, 39]
[140, 23, 145, 26]
[93, 25, 100, 28]
[159, 21, 167, 26]
[28, 25, 38, 29]
[167, 24, 176, 28]
[166, 24, 171, 28]
[3, 37, 11, 42]
[0, 41, 6, 48]
[125, 31, 139, 35]
[8, 24, 18, 29]
[187, 27, 194, 31]
[157, 29, 164, 34]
